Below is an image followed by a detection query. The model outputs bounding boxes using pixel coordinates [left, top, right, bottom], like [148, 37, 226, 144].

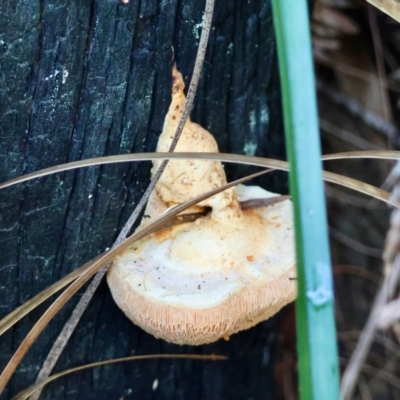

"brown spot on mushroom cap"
[154, 227, 173, 243]
[153, 221, 193, 244]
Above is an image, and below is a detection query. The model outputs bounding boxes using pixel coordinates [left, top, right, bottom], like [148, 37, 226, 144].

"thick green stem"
[271, 1, 340, 399]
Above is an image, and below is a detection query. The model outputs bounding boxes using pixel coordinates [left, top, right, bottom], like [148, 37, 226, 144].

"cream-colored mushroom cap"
[108, 185, 296, 345]
[107, 65, 296, 345]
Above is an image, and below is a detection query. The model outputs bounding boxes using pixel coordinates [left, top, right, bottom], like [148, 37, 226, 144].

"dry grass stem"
[13, 354, 227, 400]
[1, 151, 399, 190]
[329, 227, 382, 258]
[333, 264, 381, 286]
[0, 152, 398, 208]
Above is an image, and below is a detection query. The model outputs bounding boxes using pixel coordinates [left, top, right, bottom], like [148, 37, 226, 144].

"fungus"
[107, 66, 296, 345]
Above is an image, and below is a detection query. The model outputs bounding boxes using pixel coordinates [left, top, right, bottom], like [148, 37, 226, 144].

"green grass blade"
[271, 1, 340, 399]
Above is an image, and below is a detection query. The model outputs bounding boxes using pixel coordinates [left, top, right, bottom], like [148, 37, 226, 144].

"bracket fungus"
[107, 67, 296, 345]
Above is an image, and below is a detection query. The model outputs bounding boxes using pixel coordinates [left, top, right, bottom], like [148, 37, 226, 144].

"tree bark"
[0, 0, 286, 398]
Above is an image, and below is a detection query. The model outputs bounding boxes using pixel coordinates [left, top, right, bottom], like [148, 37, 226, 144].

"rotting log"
[0, 1, 286, 399]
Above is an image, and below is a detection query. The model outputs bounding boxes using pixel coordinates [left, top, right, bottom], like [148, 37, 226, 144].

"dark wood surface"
[0, 0, 287, 398]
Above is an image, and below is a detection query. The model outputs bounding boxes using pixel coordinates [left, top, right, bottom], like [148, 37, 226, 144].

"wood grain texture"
[0, 0, 286, 398]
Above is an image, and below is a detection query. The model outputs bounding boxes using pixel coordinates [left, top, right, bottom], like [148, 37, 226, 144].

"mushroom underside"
[108, 265, 296, 345]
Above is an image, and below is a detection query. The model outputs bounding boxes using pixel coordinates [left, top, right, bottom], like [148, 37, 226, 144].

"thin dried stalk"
[0, 152, 397, 206]
[1, 151, 399, 191]
[240, 195, 290, 210]
[329, 227, 382, 258]
[333, 265, 381, 286]
[14, 354, 227, 400]
[321, 150, 399, 160]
